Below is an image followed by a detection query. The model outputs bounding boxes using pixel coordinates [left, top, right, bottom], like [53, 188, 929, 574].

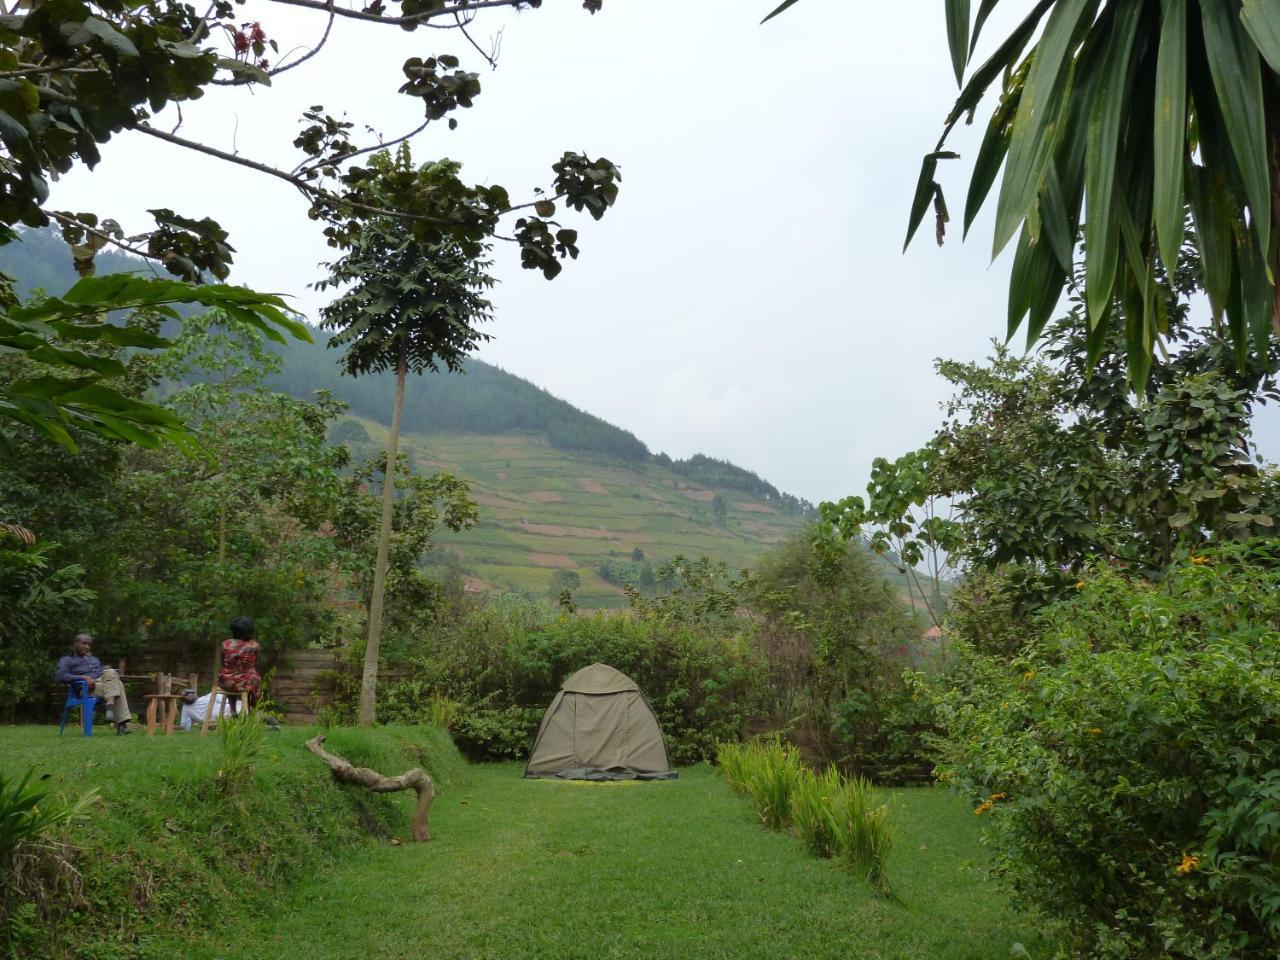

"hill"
[1, 229, 818, 605]
[341, 420, 805, 607]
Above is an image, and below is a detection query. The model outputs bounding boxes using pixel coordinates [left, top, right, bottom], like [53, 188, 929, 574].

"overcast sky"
[47, 0, 1279, 503]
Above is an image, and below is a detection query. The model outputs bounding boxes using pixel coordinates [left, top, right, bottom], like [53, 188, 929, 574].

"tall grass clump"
[828, 774, 897, 893]
[215, 711, 266, 794]
[717, 740, 897, 894]
[744, 740, 805, 830]
[789, 765, 843, 858]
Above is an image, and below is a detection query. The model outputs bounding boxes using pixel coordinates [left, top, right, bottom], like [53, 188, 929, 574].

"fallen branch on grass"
[303, 735, 435, 842]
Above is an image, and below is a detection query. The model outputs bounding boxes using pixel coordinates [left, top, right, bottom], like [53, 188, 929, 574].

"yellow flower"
[1176, 853, 1200, 875]
[1075, 580, 1086, 590]
[1085, 727, 1103, 736]
[1190, 555, 1210, 566]
[1023, 670, 1037, 681]
[143, 618, 154, 627]
[974, 800, 994, 815]
[989, 792, 1008, 802]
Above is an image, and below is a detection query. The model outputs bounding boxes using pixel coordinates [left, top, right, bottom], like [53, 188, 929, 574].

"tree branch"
[46, 211, 167, 276]
[304, 734, 435, 841]
[264, 0, 530, 28]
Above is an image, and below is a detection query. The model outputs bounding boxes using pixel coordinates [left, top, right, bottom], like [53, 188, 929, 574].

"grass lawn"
[3, 727, 1049, 960]
[202, 765, 1048, 960]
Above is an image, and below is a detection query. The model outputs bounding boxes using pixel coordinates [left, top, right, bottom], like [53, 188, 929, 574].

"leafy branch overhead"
[0, 0, 620, 451]
[0, 0, 619, 282]
[768, 0, 1280, 384]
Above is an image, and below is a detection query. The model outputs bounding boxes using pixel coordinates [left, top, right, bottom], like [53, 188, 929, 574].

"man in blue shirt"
[53, 633, 132, 734]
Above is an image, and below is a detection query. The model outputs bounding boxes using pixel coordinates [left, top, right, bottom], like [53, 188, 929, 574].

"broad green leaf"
[1152, 0, 1187, 276]
[1083, 0, 1142, 326]
[970, 0, 1002, 55]
[992, 0, 1094, 258]
[1240, 0, 1280, 73]
[946, 0, 971, 86]
[964, 86, 1018, 237]
[1039, 164, 1074, 271]
[941, 0, 1056, 134]
[760, 0, 802, 24]
[82, 17, 140, 58]
[1006, 222, 1059, 341]
[1237, 230, 1273, 358]
[904, 152, 958, 250]
[1186, 165, 1235, 321]
[1201, 0, 1271, 258]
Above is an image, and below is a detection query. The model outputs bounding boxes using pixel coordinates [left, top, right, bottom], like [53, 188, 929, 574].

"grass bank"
[198, 764, 1052, 960]
[1, 724, 468, 960]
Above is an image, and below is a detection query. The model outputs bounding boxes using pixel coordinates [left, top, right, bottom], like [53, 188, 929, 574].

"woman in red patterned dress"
[219, 615, 261, 709]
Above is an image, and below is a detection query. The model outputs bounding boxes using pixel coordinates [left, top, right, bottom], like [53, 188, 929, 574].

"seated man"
[177, 688, 224, 731]
[53, 633, 132, 734]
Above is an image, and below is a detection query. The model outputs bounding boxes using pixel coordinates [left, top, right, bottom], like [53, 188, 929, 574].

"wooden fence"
[120, 642, 406, 725]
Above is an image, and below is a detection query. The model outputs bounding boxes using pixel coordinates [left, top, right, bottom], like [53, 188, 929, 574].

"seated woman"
[218, 616, 261, 711]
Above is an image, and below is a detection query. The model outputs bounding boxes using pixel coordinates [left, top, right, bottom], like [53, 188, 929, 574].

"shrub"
[1, 766, 95, 955]
[396, 598, 765, 763]
[934, 543, 1280, 959]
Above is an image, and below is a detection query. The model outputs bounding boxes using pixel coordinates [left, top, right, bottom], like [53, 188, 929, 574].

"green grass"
[4, 727, 1050, 960]
[0, 724, 468, 959]
[348, 424, 813, 605]
[206, 766, 1046, 960]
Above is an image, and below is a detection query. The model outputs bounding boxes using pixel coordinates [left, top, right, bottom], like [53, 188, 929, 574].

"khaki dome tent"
[523, 663, 677, 781]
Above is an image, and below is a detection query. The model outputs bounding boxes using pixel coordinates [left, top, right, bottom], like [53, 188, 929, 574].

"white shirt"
[179, 692, 226, 731]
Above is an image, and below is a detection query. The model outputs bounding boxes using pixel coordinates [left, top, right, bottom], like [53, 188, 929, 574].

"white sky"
[48, 0, 1279, 503]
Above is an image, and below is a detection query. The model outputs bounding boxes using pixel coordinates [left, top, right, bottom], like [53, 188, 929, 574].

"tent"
[523, 663, 677, 781]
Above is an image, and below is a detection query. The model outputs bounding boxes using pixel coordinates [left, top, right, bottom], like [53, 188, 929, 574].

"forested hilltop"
[1, 229, 813, 516]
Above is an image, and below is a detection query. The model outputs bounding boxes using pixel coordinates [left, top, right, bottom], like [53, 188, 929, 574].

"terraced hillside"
[351, 419, 806, 608]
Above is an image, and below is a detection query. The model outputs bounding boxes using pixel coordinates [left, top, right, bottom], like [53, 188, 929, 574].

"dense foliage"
[667, 453, 815, 517]
[935, 543, 1280, 959]
[0, 315, 474, 720]
[751, 533, 929, 781]
[378, 596, 766, 765]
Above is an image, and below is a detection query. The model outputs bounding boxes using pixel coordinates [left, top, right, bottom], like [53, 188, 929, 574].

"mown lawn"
[3, 727, 1049, 960]
[201, 764, 1048, 960]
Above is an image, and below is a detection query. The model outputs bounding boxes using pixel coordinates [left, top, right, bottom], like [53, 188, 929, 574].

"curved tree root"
[304, 734, 435, 842]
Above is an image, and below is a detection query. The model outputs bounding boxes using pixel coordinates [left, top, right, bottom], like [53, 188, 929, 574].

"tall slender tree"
[317, 149, 494, 726]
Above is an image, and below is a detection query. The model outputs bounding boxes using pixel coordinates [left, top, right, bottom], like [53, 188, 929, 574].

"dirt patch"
[733, 501, 777, 514]
[496, 471, 508, 480]
[462, 576, 488, 594]
[579, 478, 609, 495]
[684, 489, 717, 502]
[520, 521, 615, 540]
[473, 492, 524, 510]
[528, 552, 576, 567]
[526, 491, 564, 503]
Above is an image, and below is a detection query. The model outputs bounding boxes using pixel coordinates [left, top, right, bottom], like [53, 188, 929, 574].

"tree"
[318, 150, 495, 725]
[0, 0, 619, 445]
[710, 493, 728, 527]
[766, 1, 1280, 381]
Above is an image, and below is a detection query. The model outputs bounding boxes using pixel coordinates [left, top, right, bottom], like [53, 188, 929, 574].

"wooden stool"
[200, 685, 252, 735]
[144, 693, 183, 735]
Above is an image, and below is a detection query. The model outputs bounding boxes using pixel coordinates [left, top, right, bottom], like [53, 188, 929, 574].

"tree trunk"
[358, 348, 408, 726]
[304, 735, 435, 841]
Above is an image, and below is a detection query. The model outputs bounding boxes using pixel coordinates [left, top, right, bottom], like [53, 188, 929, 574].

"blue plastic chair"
[59, 680, 97, 737]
